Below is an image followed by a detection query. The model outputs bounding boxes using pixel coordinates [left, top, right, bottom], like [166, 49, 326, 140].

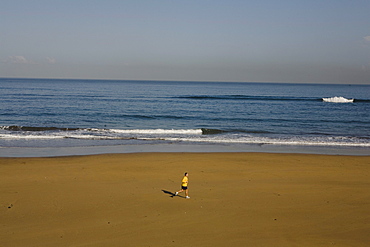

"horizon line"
[0, 77, 367, 86]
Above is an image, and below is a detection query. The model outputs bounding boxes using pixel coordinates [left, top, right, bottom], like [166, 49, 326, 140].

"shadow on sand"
[162, 189, 184, 198]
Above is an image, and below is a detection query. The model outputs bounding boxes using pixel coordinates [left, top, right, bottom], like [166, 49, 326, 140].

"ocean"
[1, 78, 369, 156]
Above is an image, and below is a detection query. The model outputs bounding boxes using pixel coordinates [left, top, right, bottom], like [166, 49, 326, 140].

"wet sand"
[1, 153, 370, 246]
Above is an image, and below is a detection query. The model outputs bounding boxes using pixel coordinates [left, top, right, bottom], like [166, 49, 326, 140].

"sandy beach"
[1, 152, 370, 246]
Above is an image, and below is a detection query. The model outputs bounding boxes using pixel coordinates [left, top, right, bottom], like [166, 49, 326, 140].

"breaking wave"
[1, 126, 80, 131]
[1, 126, 369, 148]
[322, 96, 354, 103]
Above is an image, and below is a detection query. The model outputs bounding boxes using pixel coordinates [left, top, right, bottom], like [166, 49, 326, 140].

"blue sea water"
[1, 78, 369, 156]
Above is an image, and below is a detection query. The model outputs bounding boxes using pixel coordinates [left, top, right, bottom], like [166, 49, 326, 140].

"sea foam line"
[108, 128, 203, 135]
[0, 126, 204, 135]
[1, 133, 369, 147]
[165, 137, 370, 147]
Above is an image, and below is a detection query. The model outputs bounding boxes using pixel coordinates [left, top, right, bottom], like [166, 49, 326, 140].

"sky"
[1, 0, 370, 84]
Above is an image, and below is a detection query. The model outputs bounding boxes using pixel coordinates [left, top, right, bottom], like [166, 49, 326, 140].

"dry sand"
[1, 152, 370, 246]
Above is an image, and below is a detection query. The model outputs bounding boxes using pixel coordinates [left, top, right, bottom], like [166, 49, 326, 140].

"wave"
[0, 126, 269, 136]
[1, 126, 80, 131]
[354, 99, 370, 103]
[201, 128, 226, 134]
[108, 128, 202, 135]
[176, 95, 370, 104]
[175, 95, 316, 102]
[0, 125, 202, 135]
[1, 126, 369, 148]
[166, 137, 370, 147]
[322, 96, 354, 103]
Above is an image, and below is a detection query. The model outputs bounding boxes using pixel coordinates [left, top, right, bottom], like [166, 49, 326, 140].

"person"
[175, 172, 190, 199]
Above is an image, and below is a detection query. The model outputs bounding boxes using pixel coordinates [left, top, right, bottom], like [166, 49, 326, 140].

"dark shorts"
[181, 186, 188, 190]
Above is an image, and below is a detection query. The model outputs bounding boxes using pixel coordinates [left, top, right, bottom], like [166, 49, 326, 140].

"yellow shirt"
[181, 176, 188, 187]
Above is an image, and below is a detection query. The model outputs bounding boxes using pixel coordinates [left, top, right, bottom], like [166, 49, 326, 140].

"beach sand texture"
[1, 153, 370, 246]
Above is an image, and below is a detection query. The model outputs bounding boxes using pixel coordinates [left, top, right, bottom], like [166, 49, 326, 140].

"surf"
[322, 96, 354, 103]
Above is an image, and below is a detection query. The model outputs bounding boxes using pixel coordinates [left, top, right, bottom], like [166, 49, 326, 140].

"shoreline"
[1, 143, 369, 157]
[1, 152, 370, 246]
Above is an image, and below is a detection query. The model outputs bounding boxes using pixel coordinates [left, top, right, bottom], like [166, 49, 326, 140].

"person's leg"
[176, 189, 183, 195]
[185, 189, 190, 198]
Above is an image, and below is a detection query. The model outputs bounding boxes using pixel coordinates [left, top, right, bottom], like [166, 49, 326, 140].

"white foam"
[322, 96, 354, 103]
[1, 128, 369, 148]
[107, 128, 203, 135]
[165, 136, 370, 147]
[0, 134, 65, 139]
[0, 128, 203, 140]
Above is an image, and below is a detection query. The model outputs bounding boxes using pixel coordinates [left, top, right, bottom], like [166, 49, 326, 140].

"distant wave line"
[175, 95, 317, 101]
[175, 95, 370, 103]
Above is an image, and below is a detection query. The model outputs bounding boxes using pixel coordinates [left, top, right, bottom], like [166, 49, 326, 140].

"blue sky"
[1, 0, 370, 84]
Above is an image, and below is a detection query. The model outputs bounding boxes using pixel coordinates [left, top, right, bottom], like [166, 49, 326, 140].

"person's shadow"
[162, 189, 184, 198]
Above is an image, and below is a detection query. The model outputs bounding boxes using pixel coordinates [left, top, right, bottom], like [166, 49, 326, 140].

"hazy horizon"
[1, 1, 370, 84]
